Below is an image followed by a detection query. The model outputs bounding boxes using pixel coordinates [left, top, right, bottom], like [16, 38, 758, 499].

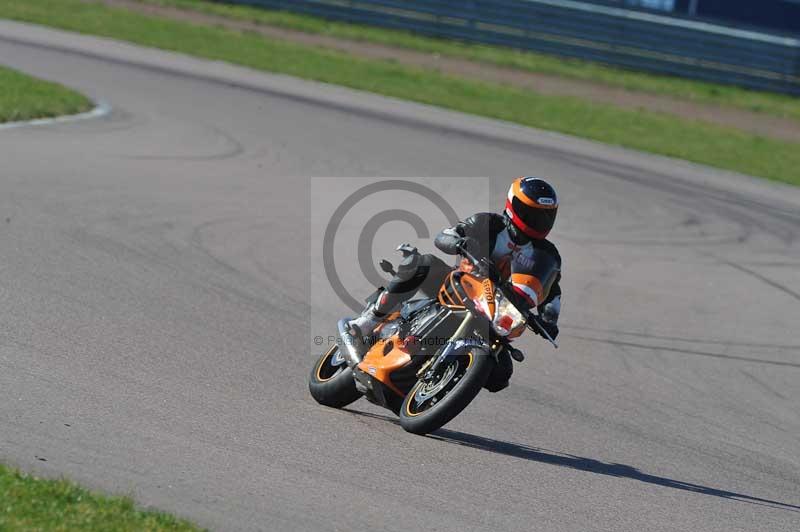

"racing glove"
[538, 295, 561, 340]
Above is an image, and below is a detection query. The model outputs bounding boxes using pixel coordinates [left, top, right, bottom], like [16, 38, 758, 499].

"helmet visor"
[510, 196, 557, 238]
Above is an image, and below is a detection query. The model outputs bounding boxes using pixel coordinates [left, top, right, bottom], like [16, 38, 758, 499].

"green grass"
[1, 0, 799, 185]
[0, 463, 201, 531]
[0, 64, 92, 122]
[137, 0, 800, 121]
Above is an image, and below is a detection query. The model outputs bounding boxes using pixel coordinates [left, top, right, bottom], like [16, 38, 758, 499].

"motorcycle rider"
[348, 176, 562, 391]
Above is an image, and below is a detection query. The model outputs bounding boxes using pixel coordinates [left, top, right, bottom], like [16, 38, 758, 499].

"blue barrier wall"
[218, 0, 800, 95]
[675, 0, 800, 35]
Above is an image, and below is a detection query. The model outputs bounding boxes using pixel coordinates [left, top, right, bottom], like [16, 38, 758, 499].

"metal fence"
[220, 0, 800, 95]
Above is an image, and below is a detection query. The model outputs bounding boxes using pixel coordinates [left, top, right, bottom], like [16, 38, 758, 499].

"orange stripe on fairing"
[438, 291, 450, 307]
[442, 275, 457, 305]
[511, 273, 543, 304]
[449, 272, 466, 306]
[439, 272, 466, 309]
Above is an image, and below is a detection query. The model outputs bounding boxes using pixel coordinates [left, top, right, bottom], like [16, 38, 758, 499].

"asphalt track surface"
[1, 20, 799, 532]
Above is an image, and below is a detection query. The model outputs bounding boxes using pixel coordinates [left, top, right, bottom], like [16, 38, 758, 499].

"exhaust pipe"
[337, 318, 363, 368]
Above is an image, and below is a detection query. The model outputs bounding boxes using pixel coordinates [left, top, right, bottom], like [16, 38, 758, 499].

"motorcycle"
[309, 244, 559, 435]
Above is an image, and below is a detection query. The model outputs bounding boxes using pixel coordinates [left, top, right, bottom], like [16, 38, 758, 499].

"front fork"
[416, 314, 503, 382]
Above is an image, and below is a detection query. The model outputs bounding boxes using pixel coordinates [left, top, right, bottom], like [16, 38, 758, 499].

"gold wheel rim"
[315, 345, 340, 382]
[405, 352, 473, 417]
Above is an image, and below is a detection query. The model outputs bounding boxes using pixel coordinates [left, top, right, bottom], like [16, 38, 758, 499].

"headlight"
[491, 290, 526, 337]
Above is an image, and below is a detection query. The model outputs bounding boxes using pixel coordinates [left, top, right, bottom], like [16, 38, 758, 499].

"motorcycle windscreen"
[509, 248, 560, 307]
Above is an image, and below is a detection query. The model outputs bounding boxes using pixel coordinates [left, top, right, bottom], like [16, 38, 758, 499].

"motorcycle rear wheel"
[399, 349, 494, 435]
[308, 345, 362, 408]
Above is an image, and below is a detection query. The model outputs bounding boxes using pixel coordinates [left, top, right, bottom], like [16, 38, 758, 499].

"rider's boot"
[347, 304, 384, 340]
[348, 288, 404, 340]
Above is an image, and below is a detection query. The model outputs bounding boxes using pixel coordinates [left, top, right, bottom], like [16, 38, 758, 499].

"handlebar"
[456, 242, 500, 282]
[455, 240, 480, 267]
[526, 313, 559, 348]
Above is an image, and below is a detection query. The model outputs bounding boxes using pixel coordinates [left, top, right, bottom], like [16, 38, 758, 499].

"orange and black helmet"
[505, 177, 558, 239]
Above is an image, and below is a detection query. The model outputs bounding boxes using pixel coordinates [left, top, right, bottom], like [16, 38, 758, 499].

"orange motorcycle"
[309, 246, 558, 435]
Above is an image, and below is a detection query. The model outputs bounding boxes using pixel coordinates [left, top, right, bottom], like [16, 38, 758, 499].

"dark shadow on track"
[342, 408, 800, 512]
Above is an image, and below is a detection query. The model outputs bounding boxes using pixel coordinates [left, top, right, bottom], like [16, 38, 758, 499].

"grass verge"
[137, 0, 800, 121]
[0, 64, 92, 123]
[1, 0, 798, 185]
[0, 463, 201, 531]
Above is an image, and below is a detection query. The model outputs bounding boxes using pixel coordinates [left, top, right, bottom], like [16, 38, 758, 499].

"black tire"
[308, 345, 361, 408]
[399, 348, 495, 435]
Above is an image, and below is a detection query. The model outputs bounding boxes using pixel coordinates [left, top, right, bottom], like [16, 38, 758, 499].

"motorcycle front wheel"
[308, 344, 362, 408]
[399, 348, 495, 435]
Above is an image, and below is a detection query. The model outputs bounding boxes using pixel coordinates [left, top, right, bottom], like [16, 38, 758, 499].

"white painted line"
[0, 101, 111, 131]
